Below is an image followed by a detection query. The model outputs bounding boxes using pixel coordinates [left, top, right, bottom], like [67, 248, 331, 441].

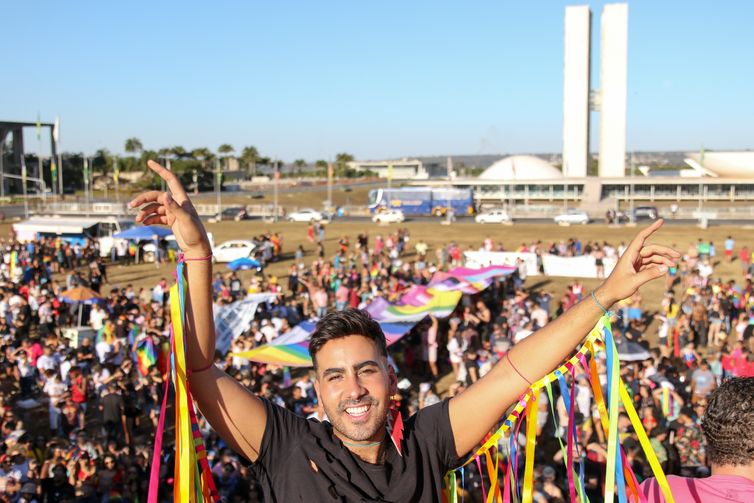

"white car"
[212, 240, 257, 263]
[554, 209, 590, 225]
[287, 208, 325, 222]
[372, 209, 405, 224]
[475, 209, 512, 224]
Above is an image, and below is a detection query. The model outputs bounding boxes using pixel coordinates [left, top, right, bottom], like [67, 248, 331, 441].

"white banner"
[464, 251, 618, 279]
[464, 251, 540, 277]
[213, 293, 278, 354]
[541, 254, 617, 278]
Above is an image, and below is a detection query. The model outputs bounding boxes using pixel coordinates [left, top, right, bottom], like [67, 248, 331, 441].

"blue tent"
[113, 225, 173, 240]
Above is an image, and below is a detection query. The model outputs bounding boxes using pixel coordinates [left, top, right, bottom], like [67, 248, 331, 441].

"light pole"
[273, 158, 279, 223]
[84, 157, 90, 217]
[215, 158, 222, 218]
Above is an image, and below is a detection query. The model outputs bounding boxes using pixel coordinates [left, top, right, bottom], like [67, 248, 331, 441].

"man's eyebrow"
[354, 360, 380, 371]
[322, 367, 344, 377]
[322, 360, 380, 377]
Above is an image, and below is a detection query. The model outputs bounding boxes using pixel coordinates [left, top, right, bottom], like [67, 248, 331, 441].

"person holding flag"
[130, 160, 680, 502]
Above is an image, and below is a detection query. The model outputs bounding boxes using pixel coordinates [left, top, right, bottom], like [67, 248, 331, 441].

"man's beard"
[324, 396, 387, 442]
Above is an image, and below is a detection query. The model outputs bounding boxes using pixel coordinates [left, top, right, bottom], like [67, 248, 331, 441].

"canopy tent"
[113, 225, 173, 263]
[113, 225, 173, 240]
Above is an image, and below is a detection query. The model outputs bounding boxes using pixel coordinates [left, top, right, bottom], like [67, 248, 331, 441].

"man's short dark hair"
[309, 309, 387, 369]
[701, 377, 754, 466]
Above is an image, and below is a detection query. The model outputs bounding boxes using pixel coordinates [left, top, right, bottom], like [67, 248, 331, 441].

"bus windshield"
[368, 189, 382, 208]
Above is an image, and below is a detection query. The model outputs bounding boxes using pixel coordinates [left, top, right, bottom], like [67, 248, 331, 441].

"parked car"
[212, 240, 257, 263]
[287, 208, 325, 222]
[372, 209, 405, 224]
[475, 209, 512, 224]
[215, 206, 248, 221]
[554, 208, 590, 225]
[632, 206, 659, 222]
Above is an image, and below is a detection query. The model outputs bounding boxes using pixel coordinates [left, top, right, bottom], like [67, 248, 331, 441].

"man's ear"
[313, 375, 321, 403]
[387, 365, 398, 396]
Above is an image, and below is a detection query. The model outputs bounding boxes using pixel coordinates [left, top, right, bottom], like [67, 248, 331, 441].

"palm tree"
[124, 138, 143, 155]
[315, 159, 328, 177]
[218, 144, 235, 171]
[170, 146, 188, 159]
[191, 148, 215, 170]
[293, 159, 307, 176]
[241, 146, 260, 178]
[335, 152, 354, 177]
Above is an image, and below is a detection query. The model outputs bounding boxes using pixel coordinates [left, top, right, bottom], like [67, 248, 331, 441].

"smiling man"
[130, 160, 680, 502]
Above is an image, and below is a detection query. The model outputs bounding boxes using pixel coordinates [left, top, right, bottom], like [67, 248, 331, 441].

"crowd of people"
[0, 223, 753, 502]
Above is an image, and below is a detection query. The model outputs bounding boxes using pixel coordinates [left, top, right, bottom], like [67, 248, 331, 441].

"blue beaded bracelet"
[590, 290, 614, 317]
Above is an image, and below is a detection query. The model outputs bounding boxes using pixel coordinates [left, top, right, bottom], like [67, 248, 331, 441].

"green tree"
[171, 146, 189, 159]
[334, 152, 354, 177]
[293, 159, 306, 175]
[191, 148, 215, 170]
[92, 148, 113, 176]
[124, 138, 143, 155]
[241, 145, 260, 177]
[218, 144, 235, 171]
[314, 159, 328, 177]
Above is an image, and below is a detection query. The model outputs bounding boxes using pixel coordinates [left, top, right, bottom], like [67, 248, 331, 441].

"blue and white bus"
[368, 187, 475, 216]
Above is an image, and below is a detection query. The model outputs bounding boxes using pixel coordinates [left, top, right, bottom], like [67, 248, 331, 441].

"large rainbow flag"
[366, 288, 462, 323]
[234, 320, 416, 366]
[429, 264, 515, 293]
[233, 340, 312, 367]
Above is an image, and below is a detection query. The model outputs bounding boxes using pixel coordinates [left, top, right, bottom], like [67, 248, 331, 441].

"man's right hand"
[129, 160, 211, 256]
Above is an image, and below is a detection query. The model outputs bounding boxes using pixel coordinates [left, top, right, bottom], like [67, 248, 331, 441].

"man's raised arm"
[448, 220, 679, 458]
[131, 160, 267, 462]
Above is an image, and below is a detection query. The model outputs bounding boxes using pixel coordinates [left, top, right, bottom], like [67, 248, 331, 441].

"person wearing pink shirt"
[641, 377, 754, 502]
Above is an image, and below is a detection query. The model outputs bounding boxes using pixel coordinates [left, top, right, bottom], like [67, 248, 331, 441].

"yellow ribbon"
[171, 284, 195, 502]
[619, 382, 675, 503]
[521, 388, 540, 503]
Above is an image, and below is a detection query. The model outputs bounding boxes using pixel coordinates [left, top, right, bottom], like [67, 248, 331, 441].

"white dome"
[479, 155, 563, 180]
[686, 151, 754, 178]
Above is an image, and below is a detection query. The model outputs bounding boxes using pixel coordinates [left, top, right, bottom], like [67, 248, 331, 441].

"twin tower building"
[563, 3, 628, 178]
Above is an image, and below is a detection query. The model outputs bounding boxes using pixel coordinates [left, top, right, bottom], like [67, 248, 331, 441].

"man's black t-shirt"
[251, 397, 463, 502]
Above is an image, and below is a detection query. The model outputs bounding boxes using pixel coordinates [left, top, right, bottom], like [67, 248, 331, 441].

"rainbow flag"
[367, 288, 461, 323]
[96, 324, 115, 345]
[233, 340, 312, 367]
[430, 264, 516, 293]
[133, 337, 157, 376]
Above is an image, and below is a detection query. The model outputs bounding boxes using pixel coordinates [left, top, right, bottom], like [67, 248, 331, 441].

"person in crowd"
[642, 377, 754, 501]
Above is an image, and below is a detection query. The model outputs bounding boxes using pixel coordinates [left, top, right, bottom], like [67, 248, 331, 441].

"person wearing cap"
[130, 160, 680, 501]
[642, 377, 754, 501]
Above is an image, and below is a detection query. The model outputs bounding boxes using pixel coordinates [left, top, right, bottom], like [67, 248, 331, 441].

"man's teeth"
[346, 405, 369, 415]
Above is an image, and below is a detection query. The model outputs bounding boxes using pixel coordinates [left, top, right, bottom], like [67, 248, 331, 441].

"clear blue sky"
[4, 0, 753, 161]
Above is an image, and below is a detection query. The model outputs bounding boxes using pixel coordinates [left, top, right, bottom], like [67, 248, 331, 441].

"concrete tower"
[562, 6, 592, 178]
[598, 3, 628, 178]
[562, 3, 627, 178]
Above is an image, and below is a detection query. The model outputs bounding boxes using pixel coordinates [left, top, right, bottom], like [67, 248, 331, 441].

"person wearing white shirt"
[43, 370, 68, 433]
[95, 338, 113, 364]
[36, 346, 59, 375]
[89, 304, 108, 331]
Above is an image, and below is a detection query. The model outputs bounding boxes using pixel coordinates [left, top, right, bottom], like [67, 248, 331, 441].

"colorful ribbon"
[449, 315, 675, 503]
[147, 262, 219, 503]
